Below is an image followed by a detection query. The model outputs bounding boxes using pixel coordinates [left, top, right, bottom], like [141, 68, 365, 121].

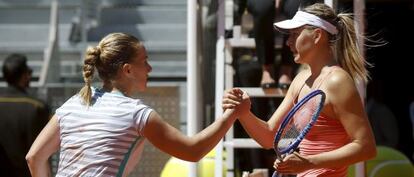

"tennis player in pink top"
[223, 3, 376, 177]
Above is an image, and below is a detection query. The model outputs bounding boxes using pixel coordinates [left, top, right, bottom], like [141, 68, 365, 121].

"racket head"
[273, 89, 326, 156]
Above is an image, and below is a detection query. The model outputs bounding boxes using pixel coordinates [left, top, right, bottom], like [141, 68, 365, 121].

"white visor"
[274, 11, 338, 35]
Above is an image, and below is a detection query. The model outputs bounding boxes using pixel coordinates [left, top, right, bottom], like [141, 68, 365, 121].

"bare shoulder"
[325, 68, 355, 91]
[324, 67, 359, 100]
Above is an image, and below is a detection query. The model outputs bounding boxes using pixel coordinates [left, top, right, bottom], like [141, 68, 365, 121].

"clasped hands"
[222, 88, 251, 116]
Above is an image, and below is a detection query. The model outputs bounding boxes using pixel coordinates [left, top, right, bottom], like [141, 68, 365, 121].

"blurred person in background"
[0, 53, 50, 177]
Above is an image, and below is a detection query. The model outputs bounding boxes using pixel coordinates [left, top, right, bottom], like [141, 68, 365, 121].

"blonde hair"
[79, 33, 143, 106]
[303, 3, 370, 83]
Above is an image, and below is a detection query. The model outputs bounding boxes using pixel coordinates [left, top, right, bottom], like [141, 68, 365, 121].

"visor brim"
[273, 20, 306, 33]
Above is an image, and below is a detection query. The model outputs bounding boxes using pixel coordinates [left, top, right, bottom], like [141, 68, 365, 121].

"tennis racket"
[272, 89, 326, 177]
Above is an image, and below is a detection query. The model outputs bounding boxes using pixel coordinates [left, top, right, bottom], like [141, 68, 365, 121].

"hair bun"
[94, 46, 101, 56]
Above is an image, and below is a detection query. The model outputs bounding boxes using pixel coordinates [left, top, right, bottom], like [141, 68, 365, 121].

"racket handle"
[272, 171, 296, 177]
[271, 171, 282, 177]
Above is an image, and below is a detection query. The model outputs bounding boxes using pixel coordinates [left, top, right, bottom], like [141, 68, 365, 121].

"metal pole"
[324, 0, 337, 9]
[187, 0, 199, 176]
[217, 0, 225, 37]
[214, 36, 225, 177]
[215, 0, 226, 176]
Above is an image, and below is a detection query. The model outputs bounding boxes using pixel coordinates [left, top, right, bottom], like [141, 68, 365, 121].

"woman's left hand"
[273, 152, 312, 175]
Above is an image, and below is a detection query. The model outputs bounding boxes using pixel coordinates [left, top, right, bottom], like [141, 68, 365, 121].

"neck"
[9, 84, 26, 93]
[101, 82, 129, 97]
[308, 46, 337, 77]
[109, 81, 130, 97]
[102, 80, 113, 92]
[112, 88, 128, 96]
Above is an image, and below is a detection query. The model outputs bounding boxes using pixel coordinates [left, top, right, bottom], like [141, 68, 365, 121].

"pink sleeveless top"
[295, 66, 350, 177]
[298, 114, 350, 177]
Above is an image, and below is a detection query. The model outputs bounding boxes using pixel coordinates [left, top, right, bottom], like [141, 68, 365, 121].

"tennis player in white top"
[26, 33, 250, 177]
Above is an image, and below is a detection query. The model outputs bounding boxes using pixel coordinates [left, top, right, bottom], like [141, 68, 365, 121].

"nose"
[147, 62, 152, 73]
[27, 68, 33, 75]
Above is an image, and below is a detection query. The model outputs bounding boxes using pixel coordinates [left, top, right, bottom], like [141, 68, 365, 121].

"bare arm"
[26, 115, 60, 177]
[307, 72, 376, 168]
[236, 92, 294, 149]
[143, 93, 248, 162]
[223, 72, 307, 149]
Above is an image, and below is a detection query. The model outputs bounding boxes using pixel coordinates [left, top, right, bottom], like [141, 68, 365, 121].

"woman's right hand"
[222, 88, 251, 116]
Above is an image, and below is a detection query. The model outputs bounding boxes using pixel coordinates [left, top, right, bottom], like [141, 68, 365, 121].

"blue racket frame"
[273, 89, 326, 155]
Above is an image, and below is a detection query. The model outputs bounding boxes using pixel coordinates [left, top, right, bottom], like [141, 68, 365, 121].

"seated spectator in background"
[0, 53, 50, 177]
[234, 0, 276, 86]
[366, 80, 399, 148]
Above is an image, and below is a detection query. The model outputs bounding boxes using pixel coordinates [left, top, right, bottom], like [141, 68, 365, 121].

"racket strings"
[277, 95, 322, 151]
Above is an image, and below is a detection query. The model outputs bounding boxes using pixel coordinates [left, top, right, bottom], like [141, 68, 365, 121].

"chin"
[138, 85, 147, 92]
[293, 56, 301, 63]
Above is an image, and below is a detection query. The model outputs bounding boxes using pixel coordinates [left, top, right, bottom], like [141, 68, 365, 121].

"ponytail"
[79, 46, 100, 106]
[336, 13, 370, 84]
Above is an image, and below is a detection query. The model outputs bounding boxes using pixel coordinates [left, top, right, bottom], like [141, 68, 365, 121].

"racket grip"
[271, 171, 282, 177]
